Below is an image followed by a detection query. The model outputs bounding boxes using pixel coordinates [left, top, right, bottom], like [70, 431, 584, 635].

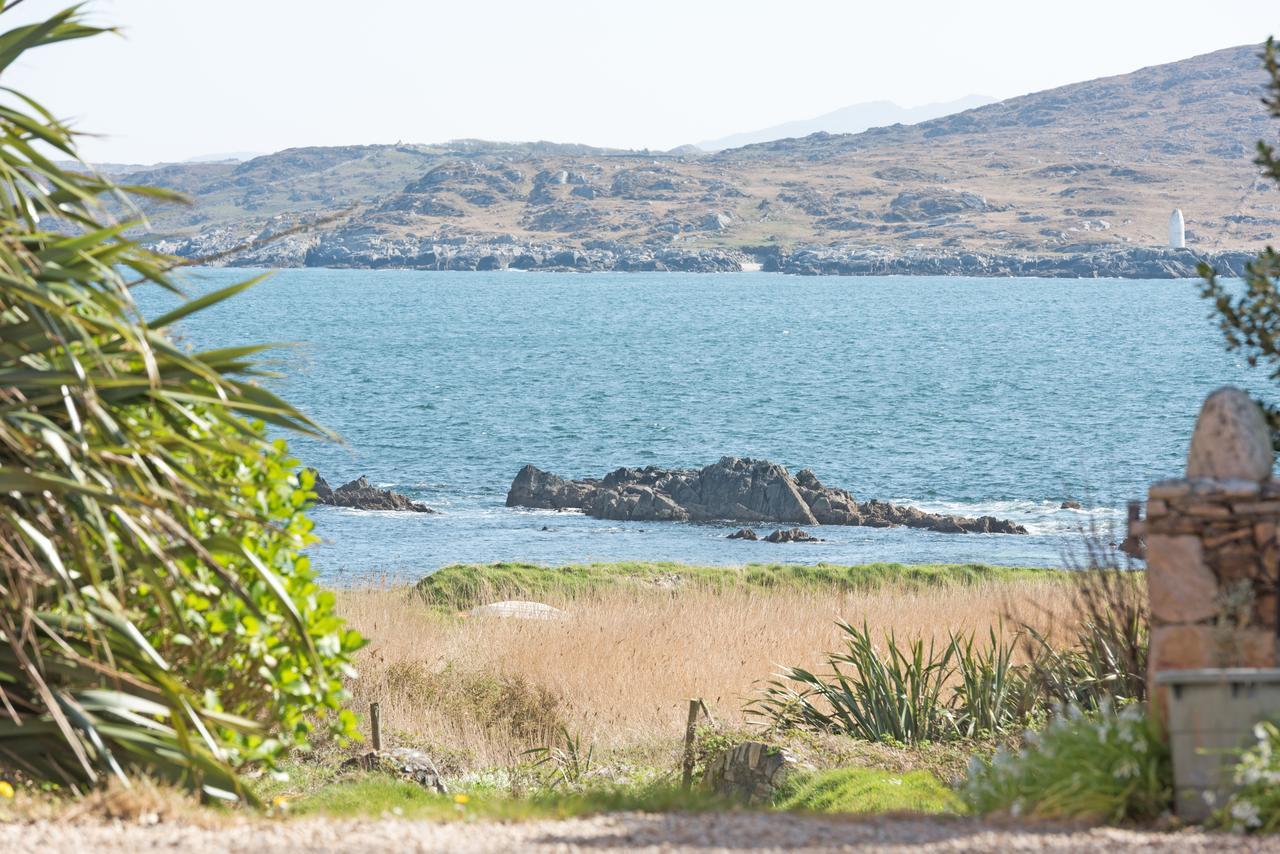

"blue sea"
[143, 268, 1261, 582]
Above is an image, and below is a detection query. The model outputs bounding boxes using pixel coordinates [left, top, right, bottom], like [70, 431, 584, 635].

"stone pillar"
[1145, 388, 1279, 711]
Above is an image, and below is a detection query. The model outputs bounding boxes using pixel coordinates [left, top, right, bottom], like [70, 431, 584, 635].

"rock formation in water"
[506, 457, 1027, 534]
[309, 470, 435, 512]
[763, 528, 823, 543]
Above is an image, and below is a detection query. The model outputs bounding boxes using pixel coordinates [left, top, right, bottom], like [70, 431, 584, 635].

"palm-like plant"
[0, 5, 361, 801]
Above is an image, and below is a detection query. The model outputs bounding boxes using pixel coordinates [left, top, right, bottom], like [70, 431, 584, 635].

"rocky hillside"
[129, 44, 1277, 276]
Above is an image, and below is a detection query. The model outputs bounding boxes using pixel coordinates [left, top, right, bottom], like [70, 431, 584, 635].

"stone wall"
[1142, 388, 1280, 709]
[701, 741, 800, 804]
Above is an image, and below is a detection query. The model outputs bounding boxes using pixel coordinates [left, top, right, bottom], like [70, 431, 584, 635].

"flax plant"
[0, 4, 360, 802]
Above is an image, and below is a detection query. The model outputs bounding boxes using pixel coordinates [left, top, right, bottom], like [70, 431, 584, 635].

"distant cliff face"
[129, 44, 1278, 275]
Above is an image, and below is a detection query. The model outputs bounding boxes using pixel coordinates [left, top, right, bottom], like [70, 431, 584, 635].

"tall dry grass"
[336, 579, 1079, 768]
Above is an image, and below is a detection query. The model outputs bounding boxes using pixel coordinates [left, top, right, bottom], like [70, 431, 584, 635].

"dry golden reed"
[336, 578, 1077, 767]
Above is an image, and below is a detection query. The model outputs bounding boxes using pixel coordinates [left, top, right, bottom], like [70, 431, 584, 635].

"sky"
[9, 0, 1280, 164]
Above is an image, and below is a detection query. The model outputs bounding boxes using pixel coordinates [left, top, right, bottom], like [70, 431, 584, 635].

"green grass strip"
[413, 561, 1064, 610]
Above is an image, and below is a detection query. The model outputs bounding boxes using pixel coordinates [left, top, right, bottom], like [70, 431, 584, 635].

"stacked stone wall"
[1142, 387, 1280, 709]
[1146, 477, 1279, 673]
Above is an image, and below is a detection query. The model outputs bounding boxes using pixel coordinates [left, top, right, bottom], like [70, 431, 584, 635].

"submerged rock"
[506, 457, 1027, 534]
[309, 470, 435, 512]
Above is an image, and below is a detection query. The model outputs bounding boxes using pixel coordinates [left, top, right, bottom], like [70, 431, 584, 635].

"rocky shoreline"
[158, 229, 1249, 279]
[506, 457, 1027, 535]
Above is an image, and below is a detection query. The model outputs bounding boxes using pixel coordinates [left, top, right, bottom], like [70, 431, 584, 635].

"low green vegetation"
[414, 561, 1062, 609]
[283, 774, 737, 821]
[963, 703, 1170, 823]
[1216, 720, 1280, 833]
[774, 767, 962, 815]
[259, 761, 960, 821]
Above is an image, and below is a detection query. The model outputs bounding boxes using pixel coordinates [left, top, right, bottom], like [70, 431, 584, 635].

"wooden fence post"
[370, 702, 382, 751]
[680, 698, 701, 793]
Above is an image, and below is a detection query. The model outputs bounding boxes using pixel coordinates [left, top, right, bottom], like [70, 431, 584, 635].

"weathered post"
[370, 701, 382, 751]
[680, 698, 701, 793]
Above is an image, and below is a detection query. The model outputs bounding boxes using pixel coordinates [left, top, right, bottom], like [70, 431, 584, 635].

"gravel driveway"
[4, 813, 1279, 853]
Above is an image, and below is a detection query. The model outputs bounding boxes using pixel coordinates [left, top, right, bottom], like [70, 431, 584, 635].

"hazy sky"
[9, 0, 1280, 163]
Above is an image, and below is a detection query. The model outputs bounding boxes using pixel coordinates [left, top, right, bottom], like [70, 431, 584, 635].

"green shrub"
[1214, 720, 1280, 833]
[0, 6, 360, 801]
[963, 703, 1170, 823]
[773, 766, 962, 815]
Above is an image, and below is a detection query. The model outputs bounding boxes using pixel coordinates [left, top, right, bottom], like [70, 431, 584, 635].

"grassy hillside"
[412, 561, 1062, 610]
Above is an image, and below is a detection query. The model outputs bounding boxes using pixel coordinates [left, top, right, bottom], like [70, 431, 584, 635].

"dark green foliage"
[1199, 37, 1280, 436]
[0, 5, 361, 801]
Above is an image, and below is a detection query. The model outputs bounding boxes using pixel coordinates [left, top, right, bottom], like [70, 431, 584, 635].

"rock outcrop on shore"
[506, 457, 1026, 534]
[158, 227, 1251, 279]
[309, 471, 435, 512]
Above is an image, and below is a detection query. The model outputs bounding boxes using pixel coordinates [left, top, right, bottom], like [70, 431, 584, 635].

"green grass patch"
[414, 561, 1062, 609]
[282, 773, 740, 820]
[773, 767, 964, 815]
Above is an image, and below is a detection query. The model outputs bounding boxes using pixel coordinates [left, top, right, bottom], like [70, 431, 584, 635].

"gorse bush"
[963, 703, 1170, 823]
[0, 5, 360, 801]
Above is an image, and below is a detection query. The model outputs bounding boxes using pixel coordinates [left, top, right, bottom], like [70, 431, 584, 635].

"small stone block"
[1152, 624, 1278, 671]
[1150, 480, 1192, 500]
[1231, 501, 1280, 516]
[1186, 503, 1233, 519]
[1147, 499, 1169, 518]
[1146, 535, 1218, 623]
[1218, 479, 1263, 498]
[1202, 528, 1253, 549]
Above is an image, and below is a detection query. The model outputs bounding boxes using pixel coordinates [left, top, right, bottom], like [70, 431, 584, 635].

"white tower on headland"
[1169, 208, 1186, 249]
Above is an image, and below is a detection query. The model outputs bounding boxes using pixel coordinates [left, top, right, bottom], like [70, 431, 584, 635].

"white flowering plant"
[963, 702, 1171, 823]
[1215, 721, 1280, 833]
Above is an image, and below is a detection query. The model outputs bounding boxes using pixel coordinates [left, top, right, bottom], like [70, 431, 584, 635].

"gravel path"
[4, 813, 1279, 853]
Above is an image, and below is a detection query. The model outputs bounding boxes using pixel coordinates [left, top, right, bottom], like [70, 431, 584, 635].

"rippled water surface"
[144, 268, 1261, 581]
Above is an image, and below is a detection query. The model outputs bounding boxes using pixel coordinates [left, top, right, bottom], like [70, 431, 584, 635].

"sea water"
[142, 268, 1262, 582]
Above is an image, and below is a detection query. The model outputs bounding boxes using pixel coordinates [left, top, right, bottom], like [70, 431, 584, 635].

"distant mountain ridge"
[123, 42, 1276, 277]
[695, 94, 997, 151]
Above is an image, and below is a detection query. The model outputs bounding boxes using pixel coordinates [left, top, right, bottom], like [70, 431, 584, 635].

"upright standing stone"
[1186, 387, 1273, 482]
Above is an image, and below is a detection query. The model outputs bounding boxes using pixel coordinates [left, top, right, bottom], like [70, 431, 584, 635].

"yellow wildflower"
[271, 795, 288, 811]
[0, 781, 13, 799]
[453, 793, 470, 805]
